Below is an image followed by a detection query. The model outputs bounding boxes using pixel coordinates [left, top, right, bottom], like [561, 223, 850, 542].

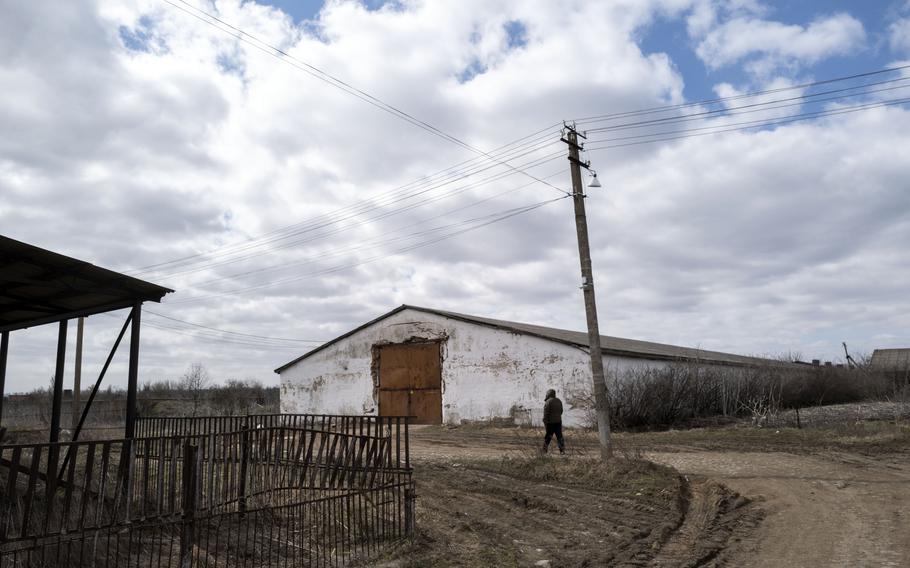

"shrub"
[576, 357, 899, 430]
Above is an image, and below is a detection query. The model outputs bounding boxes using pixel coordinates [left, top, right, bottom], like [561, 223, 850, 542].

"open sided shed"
[0, 235, 172, 442]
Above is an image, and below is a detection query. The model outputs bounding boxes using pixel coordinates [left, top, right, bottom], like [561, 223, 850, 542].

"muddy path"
[402, 460, 679, 567]
[405, 425, 910, 567]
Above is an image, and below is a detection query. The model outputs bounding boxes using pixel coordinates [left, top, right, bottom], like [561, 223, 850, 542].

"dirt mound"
[379, 456, 760, 567]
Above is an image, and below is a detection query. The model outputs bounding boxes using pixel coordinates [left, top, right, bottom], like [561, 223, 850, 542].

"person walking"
[542, 388, 565, 454]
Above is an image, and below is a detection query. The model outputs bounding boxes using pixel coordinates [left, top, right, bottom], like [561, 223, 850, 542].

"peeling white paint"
[279, 308, 669, 427]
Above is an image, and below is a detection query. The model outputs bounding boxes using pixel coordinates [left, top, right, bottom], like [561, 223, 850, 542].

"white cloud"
[695, 12, 866, 73]
[593, 105, 910, 357]
[890, 18, 910, 54]
[0, 0, 687, 390]
[1, 0, 908, 393]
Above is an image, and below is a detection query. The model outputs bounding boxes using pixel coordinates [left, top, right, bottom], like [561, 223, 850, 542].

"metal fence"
[135, 414, 411, 470]
[0, 416, 413, 567]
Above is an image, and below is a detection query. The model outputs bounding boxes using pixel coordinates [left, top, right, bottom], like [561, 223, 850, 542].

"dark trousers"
[543, 422, 565, 452]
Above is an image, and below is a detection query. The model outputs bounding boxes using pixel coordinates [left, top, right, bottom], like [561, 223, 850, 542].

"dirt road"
[403, 425, 910, 567]
[649, 450, 910, 567]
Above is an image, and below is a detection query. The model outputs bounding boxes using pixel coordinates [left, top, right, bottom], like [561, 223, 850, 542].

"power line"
[571, 63, 910, 124]
[176, 196, 567, 302]
[153, 74, 908, 279]
[159, 0, 568, 195]
[141, 319, 306, 350]
[584, 96, 910, 152]
[130, 127, 563, 276]
[130, 53, 909, 280]
[168, 194, 569, 304]
[585, 91, 910, 145]
[98, 312, 310, 350]
[144, 310, 324, 343]
[148, 149, 566, 280]
[157, 84, 910, 298]
[186, 174, 566, 288]
[137, 141, 564, 278]
[580, 75, 910, 134]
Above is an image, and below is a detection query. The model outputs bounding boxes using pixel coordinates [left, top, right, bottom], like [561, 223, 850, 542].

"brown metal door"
[377, 342, 442, 424]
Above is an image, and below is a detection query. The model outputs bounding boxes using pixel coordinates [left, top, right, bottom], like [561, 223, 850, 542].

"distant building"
[871, 348, 910, 376]
[276, 305, 774, 427]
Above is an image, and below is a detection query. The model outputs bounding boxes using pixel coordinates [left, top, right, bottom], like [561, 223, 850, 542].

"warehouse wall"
[279, 308, 666, 427]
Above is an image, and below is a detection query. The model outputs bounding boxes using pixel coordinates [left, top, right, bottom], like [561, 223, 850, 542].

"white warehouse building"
[276, 305, 767, 427]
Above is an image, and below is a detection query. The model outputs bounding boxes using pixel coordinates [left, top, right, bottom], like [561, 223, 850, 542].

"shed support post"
[125, 301, 142, 440]
[73, 317, 84, 429]
[50, 320, 68, 444]
[0, 331, 8, 429]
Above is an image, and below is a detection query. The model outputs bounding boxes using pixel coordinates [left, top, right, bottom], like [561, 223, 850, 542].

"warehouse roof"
[275, 304, 778, 372]
[0, 235, 173, 332]
[870, 348, 910, 370]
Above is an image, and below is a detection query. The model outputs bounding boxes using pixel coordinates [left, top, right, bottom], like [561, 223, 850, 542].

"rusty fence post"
[404, 481, 416, 536]
[180, 443, 199, 568]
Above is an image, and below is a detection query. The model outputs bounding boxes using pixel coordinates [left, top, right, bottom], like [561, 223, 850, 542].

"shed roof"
[275, 304, 777, 373]
[0, 235, 173, 332]
[870, 348, 910, 370]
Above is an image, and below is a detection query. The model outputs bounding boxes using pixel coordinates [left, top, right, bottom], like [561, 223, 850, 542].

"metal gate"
[377, 343, 442, 424]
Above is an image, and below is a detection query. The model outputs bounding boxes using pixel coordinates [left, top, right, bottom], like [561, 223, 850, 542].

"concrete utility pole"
[562, 123, 613, 459]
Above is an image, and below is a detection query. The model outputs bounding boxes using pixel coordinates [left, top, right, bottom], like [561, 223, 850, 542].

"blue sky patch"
[457, 59, 488, 84]
[216, 52, 246, 77]
[639, 1, 903, 101]
[119, 15, 156, 52]
[254, 0, 324, 22]
[504, 20, 527, 50]
[255, 0, 399, 22]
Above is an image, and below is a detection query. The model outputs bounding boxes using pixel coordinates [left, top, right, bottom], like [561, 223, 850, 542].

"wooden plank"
[167, 438, 180, 515]
[377, 344, 413, 389]
[320, 431, 341, 488]
[354, 435, 368, 488]
[299, 429, 317, 489]
[377, 390, 408, 419]
[206, 433, 216, 511]
[327, 434, 348, 489]
[309, 431, 328, 489]
[407, 343, 442, 390]
[409, 390, 443, 425]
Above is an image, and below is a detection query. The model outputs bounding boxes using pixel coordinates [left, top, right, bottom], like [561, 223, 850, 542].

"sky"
[2, 0, 910, 393]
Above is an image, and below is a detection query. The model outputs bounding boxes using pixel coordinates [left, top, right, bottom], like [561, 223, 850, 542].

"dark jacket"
[543, 395, 563, 424]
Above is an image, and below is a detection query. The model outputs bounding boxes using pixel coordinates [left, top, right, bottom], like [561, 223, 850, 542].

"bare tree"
[181, 363, 212, 417]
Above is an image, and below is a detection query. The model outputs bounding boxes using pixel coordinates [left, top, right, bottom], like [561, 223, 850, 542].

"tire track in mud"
[405, 425, 910, 566]
[394, 431, 763, 568]
[403, 461, 681, 567]
[650, 478, 763, 567]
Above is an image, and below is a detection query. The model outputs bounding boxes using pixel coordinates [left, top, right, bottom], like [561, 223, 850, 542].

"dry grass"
[469, 452, 678, 500]
[620, 420, 910, 455]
